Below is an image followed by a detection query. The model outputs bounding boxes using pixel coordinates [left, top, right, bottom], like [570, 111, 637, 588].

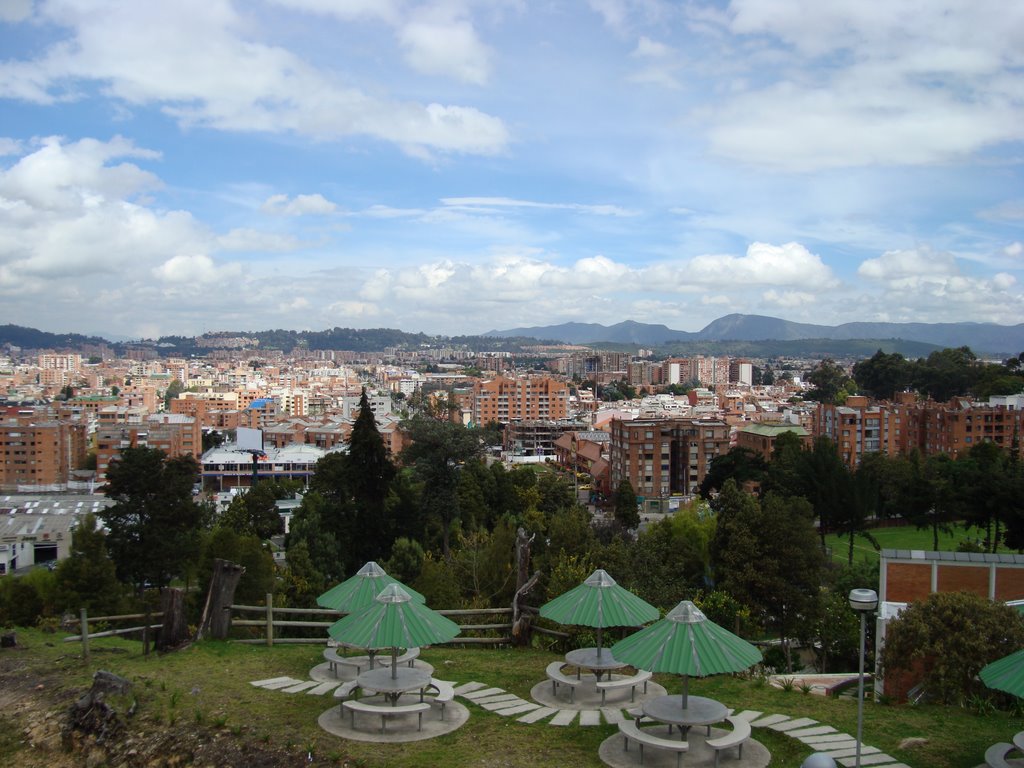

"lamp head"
[849, 588, 878, 613]
[801, 754, 838, 768]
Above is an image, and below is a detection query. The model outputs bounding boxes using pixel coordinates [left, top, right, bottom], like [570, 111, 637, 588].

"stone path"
[251, 674, 913, 766]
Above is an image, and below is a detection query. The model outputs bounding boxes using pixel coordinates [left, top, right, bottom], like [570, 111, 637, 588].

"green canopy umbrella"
[981, 648, 1024, 698]
[610, 600, 762, 706]
[316, 561, 425, 614]
[328, 583, 460, 679]
[539, 569, 659, 659]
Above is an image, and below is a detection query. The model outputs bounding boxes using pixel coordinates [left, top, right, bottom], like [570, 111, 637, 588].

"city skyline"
[1, 1, 1022, 339]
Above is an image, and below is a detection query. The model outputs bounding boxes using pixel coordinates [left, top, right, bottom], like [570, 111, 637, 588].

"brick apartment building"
[609, 417, 730, 512]
[735, 422, 812, 461]
[95, 414, 202, 482]
[472, 376, 569, 425]
[816, 393, 1024, 468]
[0, 413, 88, 491]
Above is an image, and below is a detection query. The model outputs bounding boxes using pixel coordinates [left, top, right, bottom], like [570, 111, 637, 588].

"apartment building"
[609, 417, 730, 510]
[472, 376, 569, 425]
[502, 419, 588, 458]
[94, 414, 202, 481]
[0, 415, 88, 491]
[736, 422, 812, 461]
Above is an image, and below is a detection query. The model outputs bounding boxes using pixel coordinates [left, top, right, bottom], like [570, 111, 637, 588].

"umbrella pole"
[681, 675, 689, 708]
[596, 626, 603, 657]
[391, 649, 398, 679]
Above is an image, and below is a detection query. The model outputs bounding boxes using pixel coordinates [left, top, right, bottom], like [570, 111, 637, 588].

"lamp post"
[849, 588, 878, 768]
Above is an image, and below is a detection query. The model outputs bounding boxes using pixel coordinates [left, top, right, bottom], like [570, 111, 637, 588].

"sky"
[1, 0, 1023, 340]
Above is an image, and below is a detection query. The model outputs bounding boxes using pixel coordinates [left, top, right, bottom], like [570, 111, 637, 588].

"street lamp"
[801, 754, 838, 768]
[849, 588, 878, 768]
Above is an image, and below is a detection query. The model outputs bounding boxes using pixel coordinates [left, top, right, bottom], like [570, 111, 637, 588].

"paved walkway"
[250, 671, 914, 765]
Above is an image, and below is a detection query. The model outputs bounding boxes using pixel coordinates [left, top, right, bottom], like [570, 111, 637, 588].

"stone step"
[579, 710, 601, 726]
[550, 709, 578, 726]
[517, 706, 558, 724]
[495, 702, 539, 717]
[462, 687, 506, 701]
[453, 681, 488, 695]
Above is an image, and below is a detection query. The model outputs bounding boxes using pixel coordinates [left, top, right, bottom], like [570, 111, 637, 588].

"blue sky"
[1, 0, 1022, 339]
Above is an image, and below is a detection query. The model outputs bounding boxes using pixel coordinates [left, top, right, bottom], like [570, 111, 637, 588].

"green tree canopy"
[100, 447, 209, 591]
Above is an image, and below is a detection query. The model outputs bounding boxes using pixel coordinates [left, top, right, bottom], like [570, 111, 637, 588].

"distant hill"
[0, 324, 111, 351]
[487, 314, 1024, 356]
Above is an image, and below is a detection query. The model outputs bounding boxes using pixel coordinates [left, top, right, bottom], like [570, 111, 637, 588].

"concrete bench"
[342, 699, 430, 734]
[427, 678, 456, 720]
[985, 742, 1017, 768]
[332, 680, 359, 711]
[395, 646, 420, 668]
[618, 720, 689, 767]
[546, 661, 583, 703]
[323, 647, 367, 677]
[596, 670, 653, 705]
[706, 716, 751, 767]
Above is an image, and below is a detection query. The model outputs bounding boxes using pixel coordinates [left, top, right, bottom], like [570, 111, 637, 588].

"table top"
[565, 647, 627, 672]
[642, 695, 728, 727]
[1014, 730, 1024, 753]
[357, 666, 431, 695]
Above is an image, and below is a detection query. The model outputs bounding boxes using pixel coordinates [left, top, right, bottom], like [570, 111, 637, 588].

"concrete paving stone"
[825, 746, 880, 760]
[462, 687, 506, 700]
[453, 681, 488, 695]
[259, 678, 305, 690]
[579, 710, 601, 726]
[282, 681, 321, 693]
[770, 717, 819, 731]
[837, 754, 894, 767]
[788, 725, 837, 738]
[481, 697, 526, 711]
[750, 714, 791, 727]
[601, 707, 626, 724]
[550, 709, 578, 726]
[731, 710, 762, 723]
[806, 740, 858, 751]
[306, 681, 340, 696]
[250, 676, 294, 687]
[803, 733, 854, 745]
[518, 706, 558, 724]
[494, 702, 539, 716]
[476, 693, 520, 706]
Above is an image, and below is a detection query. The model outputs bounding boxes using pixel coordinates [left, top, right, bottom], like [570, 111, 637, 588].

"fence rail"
[226, 594, 525, 646]
[63, 607, 165, 662]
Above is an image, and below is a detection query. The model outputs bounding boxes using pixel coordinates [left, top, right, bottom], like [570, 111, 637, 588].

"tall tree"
[55, 513, 124, 615]
[698, 447, 769, 498]
[344, 388, 396, 535]
[852, 349, 911, 400]
[804, 358, 855, 404]
[100, 447, 208, 591]
[399, 415, 483, 554]
[612, 478, 640, 529]
[712, 481, 824, 671]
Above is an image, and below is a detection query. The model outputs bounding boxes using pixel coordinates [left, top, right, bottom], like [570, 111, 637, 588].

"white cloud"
[0, 0, 509, 156]
[261, 193, 337, 216]
[399, 17, 491, 85]
[0, 0, 31, 22]
[216, 228, 304, 252]
[267, 0, 400, 24]
[1005, 242, 1023, 259]
[980, 201, 1024, 222]
[153, 253, 243, 284]
[0, 138, 23, 156]
[633, 36, 672, 58]
[762, 289, 816, 309]
[441, 196, 638, 217]
[684, 242, 838, 288]
[858, 247, 959, 281]
[700, 0, 1024, 170]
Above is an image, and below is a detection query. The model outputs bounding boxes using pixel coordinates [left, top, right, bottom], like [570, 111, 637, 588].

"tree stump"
[156, 587, 189, 650]
[195, 559, 245, 641]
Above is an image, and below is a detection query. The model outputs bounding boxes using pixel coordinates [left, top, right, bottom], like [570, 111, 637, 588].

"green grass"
[823, 522, 1009, 566]
[6, 628, 1019, 767]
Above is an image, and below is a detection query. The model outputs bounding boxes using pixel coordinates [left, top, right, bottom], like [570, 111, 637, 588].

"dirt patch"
[0, 641, 348, 767]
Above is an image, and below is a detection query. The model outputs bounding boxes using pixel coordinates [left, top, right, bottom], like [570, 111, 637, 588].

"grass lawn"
[4, 627, 1018, 768]
[823, 522, 1009, 566]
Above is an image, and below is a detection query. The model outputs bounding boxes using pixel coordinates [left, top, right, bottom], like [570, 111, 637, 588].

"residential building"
[0, 416, 88, 491]
[472, 376, 569, 425]
[735, 422, 811, 461]
[609, 417, 730, 512]
[94, 414, 201, 481]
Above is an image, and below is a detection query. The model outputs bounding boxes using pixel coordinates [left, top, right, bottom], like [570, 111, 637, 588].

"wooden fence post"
[142, 607, 151, 657]
[265, 593, 274, 646]
[79, 607, 90, 664]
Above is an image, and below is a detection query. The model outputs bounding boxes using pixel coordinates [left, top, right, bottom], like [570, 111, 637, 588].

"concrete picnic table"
[565, 646, 627, 682]
[641, 694, 729, 738]
[356, 666, 432, 706]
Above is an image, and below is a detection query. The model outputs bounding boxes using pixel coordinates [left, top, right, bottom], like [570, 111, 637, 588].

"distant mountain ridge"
[486, 314, 1024, 356]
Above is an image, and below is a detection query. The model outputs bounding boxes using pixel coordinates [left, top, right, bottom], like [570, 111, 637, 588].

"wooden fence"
[227, 594, 568, 646]
[63, 607, 164, 663]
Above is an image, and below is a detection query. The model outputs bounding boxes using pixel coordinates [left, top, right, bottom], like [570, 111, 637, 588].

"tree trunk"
[156, 587, 189, 651]
[511, 527, 539, 646]
[195, 559, 245, 641]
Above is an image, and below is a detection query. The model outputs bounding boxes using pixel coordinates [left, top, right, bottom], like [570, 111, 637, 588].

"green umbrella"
[328, 584, 460, 678]
[610, 600, 762, 706]
[981, 648, 1024, 698]
[539, 569, 659, 658]
[316, 561, 425, 613]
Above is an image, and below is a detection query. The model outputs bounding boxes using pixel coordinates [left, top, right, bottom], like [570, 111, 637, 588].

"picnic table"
[641, 694, 728, 737]
[565, 646, 627, 682]
[357, 666, 432, 706]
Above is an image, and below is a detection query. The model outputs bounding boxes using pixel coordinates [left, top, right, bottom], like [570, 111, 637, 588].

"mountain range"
[485, 314, 1024, 356]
